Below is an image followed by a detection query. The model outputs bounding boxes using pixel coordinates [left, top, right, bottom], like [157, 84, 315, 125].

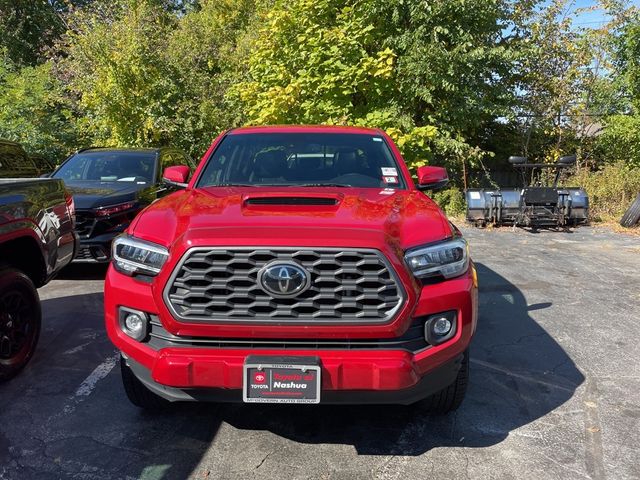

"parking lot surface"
[1, 227, 639, 480]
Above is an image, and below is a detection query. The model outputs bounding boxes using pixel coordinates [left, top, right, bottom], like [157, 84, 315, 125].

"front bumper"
[73, 232, 120, 263]
[73, 209, 139, 262]
[123, 351, 465, 404]
[105, 261, 478, 404]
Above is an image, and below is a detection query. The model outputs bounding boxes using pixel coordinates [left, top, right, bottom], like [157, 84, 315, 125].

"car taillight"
[95, 202, 136, 217]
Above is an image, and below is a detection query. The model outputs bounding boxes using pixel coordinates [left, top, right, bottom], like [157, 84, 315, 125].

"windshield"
[53, 151, 157, 183]
[197, 133, 406, 189]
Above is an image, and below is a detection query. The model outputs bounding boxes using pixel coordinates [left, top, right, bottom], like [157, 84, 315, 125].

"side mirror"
[162, 165, 190, 188]
[508, 156, 527, 164]
[558, 155, 576, 165]
[417, 166, 449, 191]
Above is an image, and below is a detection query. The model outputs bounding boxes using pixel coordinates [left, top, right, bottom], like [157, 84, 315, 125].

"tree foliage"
[0, 0, 638, 196]
[0, 54, 79, 160]
[234, 0, 519, 171]
[58, 0, 254, 157]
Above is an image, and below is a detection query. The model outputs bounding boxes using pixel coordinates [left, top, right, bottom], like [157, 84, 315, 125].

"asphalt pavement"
[0, 226, 639, 480]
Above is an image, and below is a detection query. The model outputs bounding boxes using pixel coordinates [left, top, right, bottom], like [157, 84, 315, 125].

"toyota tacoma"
[105, 126, 478, 412]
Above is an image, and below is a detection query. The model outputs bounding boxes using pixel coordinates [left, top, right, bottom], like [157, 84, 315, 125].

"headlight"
[404, 238, 469, 279]
[112, 235, 169, 276]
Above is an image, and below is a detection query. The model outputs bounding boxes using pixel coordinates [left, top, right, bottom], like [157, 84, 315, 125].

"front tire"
[620, 193, 640, 228]
[0, 268, 41, 382]
[416, 349, 469, 414]
[120, 356, 169, 411]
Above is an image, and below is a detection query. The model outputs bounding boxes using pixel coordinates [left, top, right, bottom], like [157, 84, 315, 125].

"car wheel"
[120, 355, 170, 411]
[416, 349, 469, 414]
[620, 193, 640, 228]
[0, 268, 41, 382]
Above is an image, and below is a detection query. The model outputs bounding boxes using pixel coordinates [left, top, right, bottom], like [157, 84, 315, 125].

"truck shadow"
[0, 292, 220, 480]
[219, 262, 585, 455]
[1, 262, 585, 479]
[56, 263, 109, 280]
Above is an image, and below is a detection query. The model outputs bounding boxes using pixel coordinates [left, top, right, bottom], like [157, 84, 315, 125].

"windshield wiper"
[214, 182, 353, 188]
[215, 183, 257, 187]
[297, 183, 353, 188]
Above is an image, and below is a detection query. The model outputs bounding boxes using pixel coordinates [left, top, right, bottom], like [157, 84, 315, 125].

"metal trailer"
[465, 155, 589, 228]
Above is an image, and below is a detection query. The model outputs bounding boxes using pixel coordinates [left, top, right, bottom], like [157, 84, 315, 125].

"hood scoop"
[245, 196, 338, 206]
[242, 192, 342, 208]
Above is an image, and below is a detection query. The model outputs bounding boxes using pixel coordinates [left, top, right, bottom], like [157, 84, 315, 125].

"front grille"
[74, 211, 95, 238]
[164, 247, 405, 324]
[147, 316, 428, 352]
[75, 246, 94, 260]
[74, 245, 109, 262]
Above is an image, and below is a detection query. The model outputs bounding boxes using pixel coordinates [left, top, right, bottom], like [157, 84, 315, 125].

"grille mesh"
[164, 248, 404, 323]
[74, 211, 94, 238]
[75, 246, 94, 260]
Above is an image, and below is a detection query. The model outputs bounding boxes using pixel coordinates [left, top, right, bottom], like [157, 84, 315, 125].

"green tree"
[61, 1, 180, 147]
[164, 0, 256, 154]
[60, 0, 255, 156]
[0, 0, 65, 66]
[233, 0, 521, 172]
[0, 53, 79, 161]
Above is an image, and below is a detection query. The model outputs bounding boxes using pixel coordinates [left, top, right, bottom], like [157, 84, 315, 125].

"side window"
[0, 143, 28, 171]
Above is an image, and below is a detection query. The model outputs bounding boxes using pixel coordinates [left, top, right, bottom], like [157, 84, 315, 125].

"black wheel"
[620, 193, 640, 228]
[120, 356, 169, 410]
[416, 349, 469, 414]
[0, 268, 41, 382]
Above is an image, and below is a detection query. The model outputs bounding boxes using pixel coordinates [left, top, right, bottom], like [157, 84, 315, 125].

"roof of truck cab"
[228, 125, 384, 135]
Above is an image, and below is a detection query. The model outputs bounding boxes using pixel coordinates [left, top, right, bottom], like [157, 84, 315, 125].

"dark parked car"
[50, 147, 194, 262]
[0, 178, 77, 381]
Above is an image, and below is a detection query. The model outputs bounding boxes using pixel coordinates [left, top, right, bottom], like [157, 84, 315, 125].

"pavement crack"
[583, 378, 606, 480]
[255, 451, 273, 470]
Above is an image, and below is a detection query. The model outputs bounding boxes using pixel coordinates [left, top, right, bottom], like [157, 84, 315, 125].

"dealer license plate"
[243, 356, 321, 404]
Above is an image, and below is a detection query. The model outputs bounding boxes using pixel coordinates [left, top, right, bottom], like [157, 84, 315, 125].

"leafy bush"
[567, 162, 640, 220]
[593, 115, 640, 169]
[0, 54, 80, 160]
[432, 187, 466, 217]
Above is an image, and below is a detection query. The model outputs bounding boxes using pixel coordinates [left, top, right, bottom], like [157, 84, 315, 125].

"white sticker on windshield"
[469, 191, 481, 200]
[383, 176, 398, 184]
[373, 137, 383, 142]
[381, 167, 398, 176]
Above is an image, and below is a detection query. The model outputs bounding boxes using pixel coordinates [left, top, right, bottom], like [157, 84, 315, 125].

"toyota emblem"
[258, 261, 311, 298]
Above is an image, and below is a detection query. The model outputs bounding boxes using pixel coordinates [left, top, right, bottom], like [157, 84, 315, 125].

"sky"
[566, 0, 639, 27]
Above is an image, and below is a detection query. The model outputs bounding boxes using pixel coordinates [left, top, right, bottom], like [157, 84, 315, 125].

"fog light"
[125, 313, 143, 334]
[432, 317, 452, 336]
[119, 307, 148, 341]
[425, 311, 457, 345]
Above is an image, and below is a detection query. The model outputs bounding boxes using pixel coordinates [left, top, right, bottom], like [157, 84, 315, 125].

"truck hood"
[64, 181, 146, 210]
[130, 187, 453, 252]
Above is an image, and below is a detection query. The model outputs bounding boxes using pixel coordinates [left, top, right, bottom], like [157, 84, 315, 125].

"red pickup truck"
[105, 126, 478, 412]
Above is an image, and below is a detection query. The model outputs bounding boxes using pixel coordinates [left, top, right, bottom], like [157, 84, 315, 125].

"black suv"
[50, 147, 194, 262]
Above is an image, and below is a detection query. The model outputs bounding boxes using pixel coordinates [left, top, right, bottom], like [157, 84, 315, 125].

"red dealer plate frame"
[242, 356, 321, 404]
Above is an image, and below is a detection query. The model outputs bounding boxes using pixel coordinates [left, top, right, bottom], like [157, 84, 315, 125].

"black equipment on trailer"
[466, 155, 589, 228]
